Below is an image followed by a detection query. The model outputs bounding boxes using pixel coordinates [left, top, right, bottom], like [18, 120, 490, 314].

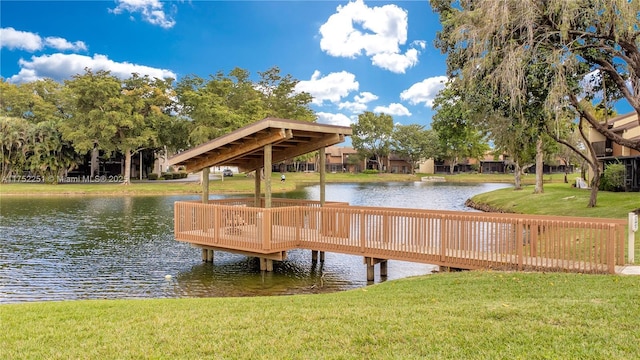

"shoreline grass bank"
[3, 272, 639, 359]
[0, 172, 548, 197]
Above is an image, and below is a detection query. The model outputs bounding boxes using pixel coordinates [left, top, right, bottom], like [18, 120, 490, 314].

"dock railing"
[174, 200, 627, 273]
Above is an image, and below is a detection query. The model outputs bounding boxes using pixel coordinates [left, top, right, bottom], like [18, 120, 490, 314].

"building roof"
[325, 146, 359, 157]
[611, 120, 637, 132]
[606, 111, 637, 126]
[168, 117, 352, 173]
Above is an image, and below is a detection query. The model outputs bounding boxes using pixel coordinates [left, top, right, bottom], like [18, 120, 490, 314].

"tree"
[547, 103, 615, 207]
[454, 78, 538, 190]
[63, 69, 173, 184]
[257, 66, 316, 121]
[391, 124, 439, 174]
[119, 74, 176, 183]
[177, 66, 315, 148]
[0, 117, 30, 181]
[351, 112, 394, 171]
[431, 0, 640, 152]
[431, 83, 489, 174]
[479, 112, 538, 190]
[0, 78, 67, 123]
[0, 80, 35, 120]
[27, 120, 79, 183]
[177, 70, 262, 145]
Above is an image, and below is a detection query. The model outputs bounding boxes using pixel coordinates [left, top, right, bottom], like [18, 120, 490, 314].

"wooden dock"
[174, 198, 628, 279]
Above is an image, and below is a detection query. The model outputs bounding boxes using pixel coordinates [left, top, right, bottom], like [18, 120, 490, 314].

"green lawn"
[2, 272, 639, 359]
[3, 172, 639, 359]
[469, 182, 639, 219]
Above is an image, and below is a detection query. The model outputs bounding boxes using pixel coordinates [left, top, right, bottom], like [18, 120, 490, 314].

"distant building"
[588, 111, 640, 191]
[324, 146, 360, 173]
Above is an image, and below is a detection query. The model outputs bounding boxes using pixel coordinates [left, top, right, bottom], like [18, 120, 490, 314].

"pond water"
[0, 182, 510, 303]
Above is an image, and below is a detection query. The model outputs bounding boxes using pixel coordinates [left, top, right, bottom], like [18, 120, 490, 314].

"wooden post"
[264, 144, 272, 209]
[201, 248, 214, 263]
[440, 215, 447, 263]
[259, 258, 274, 272]
[202, 167, 209, 203]
[319, 147, 326, 262]
[312, 250, 318, 262]
[360, 211, 366, 252]
[607, 224, 616, 274]
[255, 168, 261, 207]
[531, 223, 538, 257]
[629, 212, 637, 264]
[365, 257, 375, 281]
[516, 220, 524, 271]
[319, 147, 326, 205]
[380, 260, 388, 277]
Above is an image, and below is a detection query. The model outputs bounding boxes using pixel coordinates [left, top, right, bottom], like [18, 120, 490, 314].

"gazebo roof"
[168, 117, 352, 173]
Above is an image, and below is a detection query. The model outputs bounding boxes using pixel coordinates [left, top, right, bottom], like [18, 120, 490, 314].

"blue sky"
[1, 0, 449, 129]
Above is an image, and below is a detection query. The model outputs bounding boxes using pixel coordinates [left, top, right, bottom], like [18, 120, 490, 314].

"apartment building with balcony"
[589, 111, 640, 191]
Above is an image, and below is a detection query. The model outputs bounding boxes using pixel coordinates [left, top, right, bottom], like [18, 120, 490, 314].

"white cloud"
[316, 112, 354, 127]
[338, 91, 378, 113]
[8, 53, 176, 83]
[400, 76, 449, 108]
[319, 0, 423, 73]
[0, 27, 86, 52]
[412, 40, 426, 50]
[373, 103, 411, 116]
[338, 101, 367, 113]
[354, 92, 378, 103]
[295, 70, 359, 105]
[0, 28, 42, 51]
[371, 48, 419, 74]
[44, 37, 87, 52]
[110, 0, 176, 29]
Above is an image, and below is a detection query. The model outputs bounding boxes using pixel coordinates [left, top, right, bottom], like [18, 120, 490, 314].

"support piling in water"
[260, 258, 274, 271]
[202, 249, 214, 262]
[364, 257, 388, 281]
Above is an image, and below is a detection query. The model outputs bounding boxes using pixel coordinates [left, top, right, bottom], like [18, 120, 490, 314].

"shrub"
[362, 169, 379, 174]
[148, 173, 159, 181]
[600, 163, 626, 192]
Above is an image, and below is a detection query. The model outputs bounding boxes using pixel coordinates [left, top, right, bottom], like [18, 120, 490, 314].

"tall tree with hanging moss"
[431, 0, 640, 153]
[431, 83, 489, 174]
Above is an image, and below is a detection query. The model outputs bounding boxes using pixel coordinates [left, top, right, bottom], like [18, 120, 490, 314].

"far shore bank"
[0, 172, 534, 196]
[3, 172, 635, 220]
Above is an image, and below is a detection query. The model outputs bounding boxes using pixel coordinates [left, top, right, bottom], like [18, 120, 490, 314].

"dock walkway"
[174, 198, 630, 280]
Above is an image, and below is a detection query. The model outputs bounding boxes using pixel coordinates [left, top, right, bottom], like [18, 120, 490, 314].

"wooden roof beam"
[241, 133, 345, 172]
[185, 128, 292, 172]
